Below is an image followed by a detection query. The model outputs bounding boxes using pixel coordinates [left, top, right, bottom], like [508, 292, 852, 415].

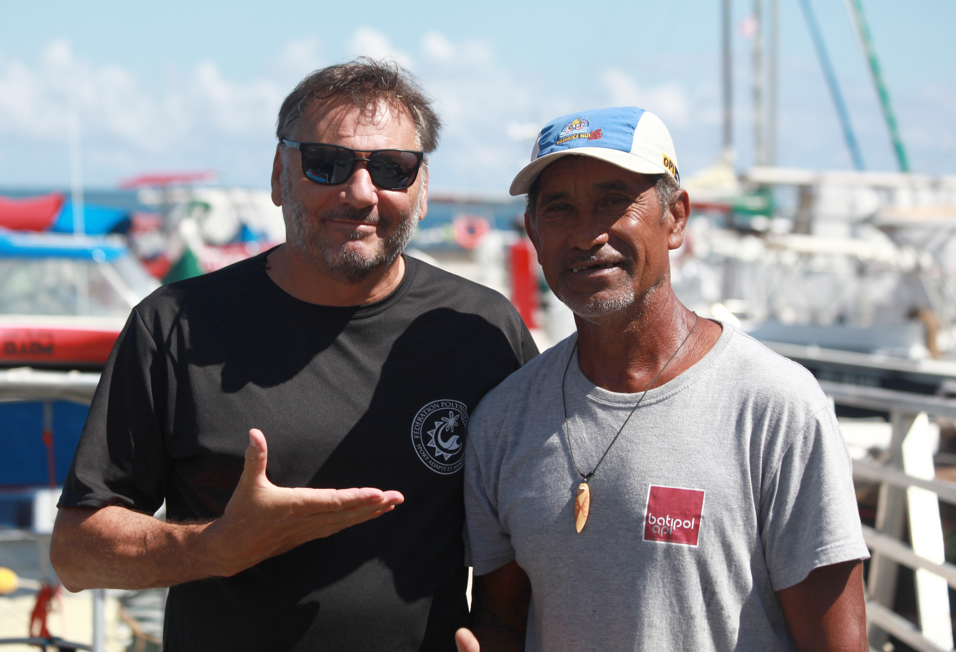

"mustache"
[320, 206, 382, 225]
[560, 248, 625, 269]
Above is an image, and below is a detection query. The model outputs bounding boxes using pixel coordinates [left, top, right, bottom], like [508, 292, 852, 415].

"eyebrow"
[540, 179, 642, 206]
[593, 179, 641, 194]
[539, 190, 572, 205]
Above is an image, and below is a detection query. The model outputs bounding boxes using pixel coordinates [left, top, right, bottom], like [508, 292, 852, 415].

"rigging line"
[843, 0, 910, 173]
[797, 0, 866, 171]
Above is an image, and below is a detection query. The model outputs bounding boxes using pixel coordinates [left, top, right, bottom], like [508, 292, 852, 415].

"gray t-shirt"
[464, 322, 868, 652]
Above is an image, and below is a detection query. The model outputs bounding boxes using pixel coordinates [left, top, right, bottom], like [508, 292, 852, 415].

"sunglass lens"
[367, 151, 422, 189]
[301, 145, 355, 185]
[296, 144, 421, 189]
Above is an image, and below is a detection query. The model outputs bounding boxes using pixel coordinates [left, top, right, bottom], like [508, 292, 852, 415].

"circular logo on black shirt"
[411, 400, 469, 475]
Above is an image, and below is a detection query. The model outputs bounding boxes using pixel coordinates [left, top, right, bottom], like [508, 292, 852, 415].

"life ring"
[453, 215, 491, 250]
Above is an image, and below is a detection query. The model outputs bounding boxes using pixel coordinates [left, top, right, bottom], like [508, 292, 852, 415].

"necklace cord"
[562, 313, 700, 482]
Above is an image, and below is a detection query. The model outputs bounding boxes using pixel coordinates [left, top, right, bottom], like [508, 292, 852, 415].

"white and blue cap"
[509, 106, 679, 196]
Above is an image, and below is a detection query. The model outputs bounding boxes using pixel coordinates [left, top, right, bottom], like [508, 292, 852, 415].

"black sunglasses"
[281, 139, 424, 190]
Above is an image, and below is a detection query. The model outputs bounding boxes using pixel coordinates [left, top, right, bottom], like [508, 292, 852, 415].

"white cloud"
[601, 68, 690, 127]
[0, 34, 716, 189]
[407, 33, 557, 192]
[7, 41, 284, 148]
[422, 32, 455, 62]
[190, 60, 283, 137]
[10, 27, 949, 190]
[42, 40, 73, 69]
[0, 40, 284, 175]
[407, 36, 716, 192]
[506, 122, 541, 142]
[348, 27, 412, 68]
[271, 37, 325, 84]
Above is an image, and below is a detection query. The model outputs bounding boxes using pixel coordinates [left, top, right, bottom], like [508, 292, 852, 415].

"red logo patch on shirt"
[643, 485, 705, 546]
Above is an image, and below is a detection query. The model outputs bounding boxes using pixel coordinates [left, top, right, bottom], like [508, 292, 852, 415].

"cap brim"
[509, 147, 672, 196]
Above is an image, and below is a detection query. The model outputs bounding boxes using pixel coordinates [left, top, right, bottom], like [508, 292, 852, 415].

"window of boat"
[0, 257, 149, 317]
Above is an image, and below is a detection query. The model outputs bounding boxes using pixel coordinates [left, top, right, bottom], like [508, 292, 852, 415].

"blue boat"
[0, 229, 158, 518]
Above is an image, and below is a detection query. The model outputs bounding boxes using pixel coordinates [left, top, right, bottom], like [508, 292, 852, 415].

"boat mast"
[68, 104, 89, 317]
[68, 106, 85, 236]
[722, 0, 734, 163]
[752, 0, 766, 166]
[798, 0, 866, 170]
[767, 0, 778, 165]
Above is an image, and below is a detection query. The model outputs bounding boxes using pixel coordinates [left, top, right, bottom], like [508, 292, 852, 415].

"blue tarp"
[51, 201, 130, 235]
[0, 228, 127, 261]
[0, 401, 87, 488]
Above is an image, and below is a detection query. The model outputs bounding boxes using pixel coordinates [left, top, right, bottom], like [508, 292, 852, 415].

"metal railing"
[0, 368, 102, 652]
[821, 380, 956, 652]
[6, 370, 956, 650]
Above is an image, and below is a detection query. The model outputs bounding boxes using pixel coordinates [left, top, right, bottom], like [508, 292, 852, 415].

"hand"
[206, 428, 404, 577]
[455, 628, 480, 652]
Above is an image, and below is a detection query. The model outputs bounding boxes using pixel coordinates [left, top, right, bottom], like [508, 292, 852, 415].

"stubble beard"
[552, 252, 664, 325]
[556, 285, 637, 324]
[281, 169, 421, 284]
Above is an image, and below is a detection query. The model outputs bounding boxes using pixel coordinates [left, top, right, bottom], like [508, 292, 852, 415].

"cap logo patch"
[557, 118, 604, 146]
[560, 118, 590, 135]
[661, 154, 679, 181]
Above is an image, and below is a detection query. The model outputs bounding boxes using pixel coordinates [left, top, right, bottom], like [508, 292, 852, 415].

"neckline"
[565, 320, 732, 407]
[253, 248, 419, 319]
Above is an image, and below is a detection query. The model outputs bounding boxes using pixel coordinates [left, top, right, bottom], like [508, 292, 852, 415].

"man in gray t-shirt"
[456, 107, 869, 652]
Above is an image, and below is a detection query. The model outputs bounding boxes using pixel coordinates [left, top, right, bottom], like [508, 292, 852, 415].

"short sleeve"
[759, 406, 870, 590]
[517, 324, 540, 366]
[58, 307, 169, 515]
[463, 409, 517, 576]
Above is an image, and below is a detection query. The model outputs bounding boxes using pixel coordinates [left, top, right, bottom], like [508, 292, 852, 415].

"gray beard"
[553, 268, 663, 325]
[556, 287, 636, 323]
[551, 250, 637, 323]
[281, 170, 420, 284]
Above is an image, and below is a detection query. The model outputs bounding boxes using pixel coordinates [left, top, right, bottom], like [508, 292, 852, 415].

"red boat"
[0, 229, 158, 370]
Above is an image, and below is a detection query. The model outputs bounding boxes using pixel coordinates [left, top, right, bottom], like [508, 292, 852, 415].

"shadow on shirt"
[159, 301, 527, 650]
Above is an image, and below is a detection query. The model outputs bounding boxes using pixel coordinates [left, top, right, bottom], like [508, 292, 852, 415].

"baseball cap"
[509, 107, 679, 196]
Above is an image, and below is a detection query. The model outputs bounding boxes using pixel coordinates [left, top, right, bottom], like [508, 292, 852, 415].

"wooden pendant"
[575, 482, 590, 533]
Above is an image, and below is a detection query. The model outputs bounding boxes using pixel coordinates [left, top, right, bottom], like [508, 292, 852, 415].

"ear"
[666, 189, 691, 250]
[417, 165, 429, 222]
[270, 145, 283, 207]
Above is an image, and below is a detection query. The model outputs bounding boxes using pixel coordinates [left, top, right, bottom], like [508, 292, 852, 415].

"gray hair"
[276, 58, 442, 153]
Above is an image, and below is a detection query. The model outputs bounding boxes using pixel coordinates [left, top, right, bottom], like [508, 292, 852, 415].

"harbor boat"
[673, 166, 956, 391]
[0, 228, 159, 488]
[0, 229, 160, 651]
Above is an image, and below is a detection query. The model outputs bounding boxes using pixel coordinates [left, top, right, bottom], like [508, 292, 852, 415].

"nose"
[338, 162, 378, 209]
[567, 211, 609, 251]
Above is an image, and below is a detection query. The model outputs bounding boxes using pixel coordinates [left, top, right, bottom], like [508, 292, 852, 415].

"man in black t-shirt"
[50, 59, 537, 651]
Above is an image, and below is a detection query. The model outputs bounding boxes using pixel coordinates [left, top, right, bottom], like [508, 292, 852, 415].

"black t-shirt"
[60, 253, 538, 651]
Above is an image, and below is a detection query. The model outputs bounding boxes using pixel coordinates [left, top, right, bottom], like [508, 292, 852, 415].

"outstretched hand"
[206, 428, 404, 577]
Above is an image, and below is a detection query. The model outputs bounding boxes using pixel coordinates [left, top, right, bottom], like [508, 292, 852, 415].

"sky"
[1, 0, 954, 196]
